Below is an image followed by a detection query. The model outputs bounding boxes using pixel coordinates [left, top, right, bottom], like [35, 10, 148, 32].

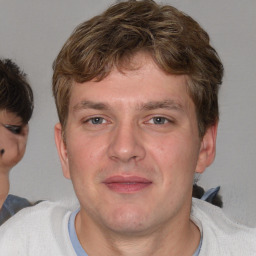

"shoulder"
[1, 198, 78, 228]
[191, 198, 256, 255]
[4, 194, 32, 208]
[0, 199, 79, 255]
[0, 194, 32, 225]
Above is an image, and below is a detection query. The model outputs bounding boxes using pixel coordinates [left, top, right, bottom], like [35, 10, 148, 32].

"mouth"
[103, 175, 152, 193]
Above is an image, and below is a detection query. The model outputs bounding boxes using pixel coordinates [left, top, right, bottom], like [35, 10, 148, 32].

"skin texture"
[0, 110, 28, 209]
[55, 53, 217, 256]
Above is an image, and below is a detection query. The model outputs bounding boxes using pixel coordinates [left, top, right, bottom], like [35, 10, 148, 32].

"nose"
[107, 121, 146, 163]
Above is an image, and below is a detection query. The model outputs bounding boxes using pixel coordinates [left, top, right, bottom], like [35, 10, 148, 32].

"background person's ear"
[54, 123, 71, 179]
[195, 123, 218, 174]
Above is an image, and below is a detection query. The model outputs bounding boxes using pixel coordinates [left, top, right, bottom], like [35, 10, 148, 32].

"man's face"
[55, 54, 216, 235]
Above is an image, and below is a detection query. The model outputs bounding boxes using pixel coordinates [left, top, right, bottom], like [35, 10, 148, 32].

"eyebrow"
[73, 100, 110, 112]
[73, 99, 183, 113]
[139, 100, 183, 111]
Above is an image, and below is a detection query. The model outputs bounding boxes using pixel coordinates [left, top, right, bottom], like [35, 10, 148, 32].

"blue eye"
[152, 117, 168, 124]
[90, 117, 105, 124]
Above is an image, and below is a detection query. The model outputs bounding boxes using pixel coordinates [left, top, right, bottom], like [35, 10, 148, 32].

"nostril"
[0, 149, 5, 156]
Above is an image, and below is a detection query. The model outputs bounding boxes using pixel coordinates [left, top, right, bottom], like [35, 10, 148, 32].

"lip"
[103, 175, 152, 193]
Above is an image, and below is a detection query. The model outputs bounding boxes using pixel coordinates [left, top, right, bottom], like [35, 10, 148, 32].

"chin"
[104, 206, 152, 235]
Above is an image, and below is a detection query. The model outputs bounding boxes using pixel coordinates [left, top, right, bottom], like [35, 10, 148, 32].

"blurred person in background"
[0, 58, 34, 225]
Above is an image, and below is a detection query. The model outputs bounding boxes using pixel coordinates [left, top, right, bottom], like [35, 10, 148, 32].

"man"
[0, 0, 255, 255]
[0, 58, 34, 225]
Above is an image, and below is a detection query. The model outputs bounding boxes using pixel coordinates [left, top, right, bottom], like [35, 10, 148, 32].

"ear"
[54, 123, 71, 179]
[195, 122, 218, 174]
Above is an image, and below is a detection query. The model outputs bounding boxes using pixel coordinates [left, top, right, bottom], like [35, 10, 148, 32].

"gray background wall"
[0, 0, 255, 226]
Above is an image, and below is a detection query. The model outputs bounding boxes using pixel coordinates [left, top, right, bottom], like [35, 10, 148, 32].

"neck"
[0, 172, 10, 209]
[76, 208, 200, 256]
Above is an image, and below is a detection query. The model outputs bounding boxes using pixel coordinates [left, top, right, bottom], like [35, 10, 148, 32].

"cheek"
[148, 134, 199, 183]
[149, 136, 198, 210]
[0, 134, 26, 168]
[66, 133, 108, 176]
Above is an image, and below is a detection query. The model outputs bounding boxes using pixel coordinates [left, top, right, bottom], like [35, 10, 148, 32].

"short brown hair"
[0, 58, 34, 124]
[52, 0, 223, 136]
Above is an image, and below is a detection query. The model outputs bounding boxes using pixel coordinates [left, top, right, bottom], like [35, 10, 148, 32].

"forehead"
[0, 109, 23, 125]
[68, 54, 194, 112]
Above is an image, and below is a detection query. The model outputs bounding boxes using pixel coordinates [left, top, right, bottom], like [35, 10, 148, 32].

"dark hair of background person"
[0, 59, 34, 124]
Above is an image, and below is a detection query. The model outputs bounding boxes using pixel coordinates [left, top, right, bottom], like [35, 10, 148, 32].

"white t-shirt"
[0, 198, 255, 255]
